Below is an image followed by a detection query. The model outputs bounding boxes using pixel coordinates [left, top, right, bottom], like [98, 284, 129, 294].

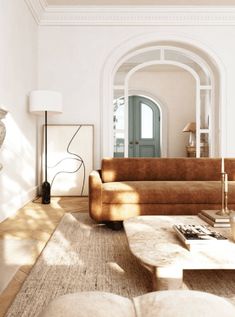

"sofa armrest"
[89, 170, 103, 221]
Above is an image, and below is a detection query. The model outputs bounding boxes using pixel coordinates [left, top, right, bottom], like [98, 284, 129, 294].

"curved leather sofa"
[89, 157, 235, 222]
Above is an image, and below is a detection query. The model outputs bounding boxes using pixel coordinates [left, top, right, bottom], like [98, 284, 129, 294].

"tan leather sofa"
[89, 157, 235, 222]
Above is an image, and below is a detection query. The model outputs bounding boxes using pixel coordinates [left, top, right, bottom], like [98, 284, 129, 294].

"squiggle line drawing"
[48, 126, 86, 196]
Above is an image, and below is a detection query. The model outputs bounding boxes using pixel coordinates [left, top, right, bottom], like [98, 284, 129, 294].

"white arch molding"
[124, 60, 200, 158]
[100, 32, 227, 159]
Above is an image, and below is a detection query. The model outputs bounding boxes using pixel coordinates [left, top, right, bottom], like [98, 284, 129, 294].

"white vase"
[0, 108, 7, 148]
[0, 108, 8, 170]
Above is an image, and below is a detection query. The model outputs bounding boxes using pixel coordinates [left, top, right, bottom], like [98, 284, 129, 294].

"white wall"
[129, 70, 196, 157]
[0, 0, 38, 221]
[38, 27, 126, 169]
[38, 25, 235, 168]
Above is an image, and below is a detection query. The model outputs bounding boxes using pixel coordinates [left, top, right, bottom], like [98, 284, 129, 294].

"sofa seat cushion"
[102, 181, 235, 204]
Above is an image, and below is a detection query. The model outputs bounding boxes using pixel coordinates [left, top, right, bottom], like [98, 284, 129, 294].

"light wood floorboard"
[0, 196, 88, 317]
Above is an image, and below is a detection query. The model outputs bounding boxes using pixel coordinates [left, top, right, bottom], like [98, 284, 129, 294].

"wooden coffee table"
[124, 215, 235, 291]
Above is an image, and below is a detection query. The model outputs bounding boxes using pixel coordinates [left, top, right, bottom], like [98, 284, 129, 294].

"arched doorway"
[101, 35, 225, 159]
[113, 95, 161, 157]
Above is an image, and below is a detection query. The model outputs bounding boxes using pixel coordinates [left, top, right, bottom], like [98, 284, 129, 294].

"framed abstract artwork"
[43, 124, 93, 196]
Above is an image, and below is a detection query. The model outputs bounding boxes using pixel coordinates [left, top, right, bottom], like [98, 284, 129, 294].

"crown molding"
[24, 2, 235, 26]
[24, 0, 48, 23]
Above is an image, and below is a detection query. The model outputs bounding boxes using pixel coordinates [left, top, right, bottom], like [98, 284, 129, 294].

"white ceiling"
[46, 0, 235, 5]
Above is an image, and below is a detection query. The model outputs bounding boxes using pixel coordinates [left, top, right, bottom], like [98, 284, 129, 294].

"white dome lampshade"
[29, 90, 63, 114]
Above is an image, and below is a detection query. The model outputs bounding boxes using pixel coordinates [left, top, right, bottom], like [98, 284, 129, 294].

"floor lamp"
[29, 90, 63, 204]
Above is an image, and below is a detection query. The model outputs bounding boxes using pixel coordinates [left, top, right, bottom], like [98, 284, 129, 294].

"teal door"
[128, 96, 160, 157]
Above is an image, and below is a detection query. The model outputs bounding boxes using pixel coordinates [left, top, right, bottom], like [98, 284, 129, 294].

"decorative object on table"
[216, 171, 228, 216]
[44, 124, 93, 196]
[29, 90, 63, 204]
[217, 156, 233, 216]
[186, 144, 209, 157]
[182, 122, 196, 146]
[173, 224, 228, 251]
[199, 210, 230, 228]
[200, 157, 234, 226]
[0, 107, 8, 171]
[230, 212, 235, 241]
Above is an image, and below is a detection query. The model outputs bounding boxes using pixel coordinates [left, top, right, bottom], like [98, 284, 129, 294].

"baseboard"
[0, 186, 39, 223]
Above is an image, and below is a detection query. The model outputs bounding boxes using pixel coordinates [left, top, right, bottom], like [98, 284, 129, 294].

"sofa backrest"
[101, 158, 235, 182]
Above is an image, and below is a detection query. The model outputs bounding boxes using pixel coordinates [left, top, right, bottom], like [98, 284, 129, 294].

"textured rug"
[5, 213, 152, 317]
[5, 213, 235, 317]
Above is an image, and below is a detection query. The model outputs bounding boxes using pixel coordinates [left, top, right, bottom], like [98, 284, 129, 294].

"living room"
[1, 0, 235, 316]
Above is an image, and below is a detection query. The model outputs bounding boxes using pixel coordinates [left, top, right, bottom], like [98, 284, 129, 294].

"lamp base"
[41, 181, 51, 204]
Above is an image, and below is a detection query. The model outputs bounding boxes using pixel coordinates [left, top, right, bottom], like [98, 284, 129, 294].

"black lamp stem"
[45, 110, 47, 182]
[41, 110, 50, 204]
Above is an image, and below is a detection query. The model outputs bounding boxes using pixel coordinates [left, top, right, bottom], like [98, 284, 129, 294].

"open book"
[173, 224, 228, 251]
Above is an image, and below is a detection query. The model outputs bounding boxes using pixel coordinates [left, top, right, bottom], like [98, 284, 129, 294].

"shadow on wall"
[0, 111, 36, 221]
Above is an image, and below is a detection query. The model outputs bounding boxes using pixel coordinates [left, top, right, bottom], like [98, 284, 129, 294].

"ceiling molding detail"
[25, 2, 235, 26]
[24, 0, 48, 23]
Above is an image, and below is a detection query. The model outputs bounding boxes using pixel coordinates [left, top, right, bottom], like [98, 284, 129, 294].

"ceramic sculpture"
[0, 108, 8, 170]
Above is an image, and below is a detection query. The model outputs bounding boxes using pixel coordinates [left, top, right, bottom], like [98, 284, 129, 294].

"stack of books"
[198, 210, 230, 227]
[173, 224, 228, 251]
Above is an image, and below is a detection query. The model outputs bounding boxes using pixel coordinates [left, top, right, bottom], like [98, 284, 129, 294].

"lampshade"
[182, 122, 196, 133]
[29, 90, 63, 114]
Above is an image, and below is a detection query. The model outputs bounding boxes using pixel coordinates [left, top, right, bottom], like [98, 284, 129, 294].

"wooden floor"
[0, 196, 88, 317]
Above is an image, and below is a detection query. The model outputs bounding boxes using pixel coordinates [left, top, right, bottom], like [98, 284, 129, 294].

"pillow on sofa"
[134, 290, 235, 317]
[38, 292, 135, 317]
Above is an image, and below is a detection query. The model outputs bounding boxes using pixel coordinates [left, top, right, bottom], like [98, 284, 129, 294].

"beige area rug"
[0, 239, 37, 293]
[5, 213, 152, 317]
[5, 213, 235, 317]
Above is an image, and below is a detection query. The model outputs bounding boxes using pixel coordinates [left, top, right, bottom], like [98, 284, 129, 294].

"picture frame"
[42, 124, 93, 196]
